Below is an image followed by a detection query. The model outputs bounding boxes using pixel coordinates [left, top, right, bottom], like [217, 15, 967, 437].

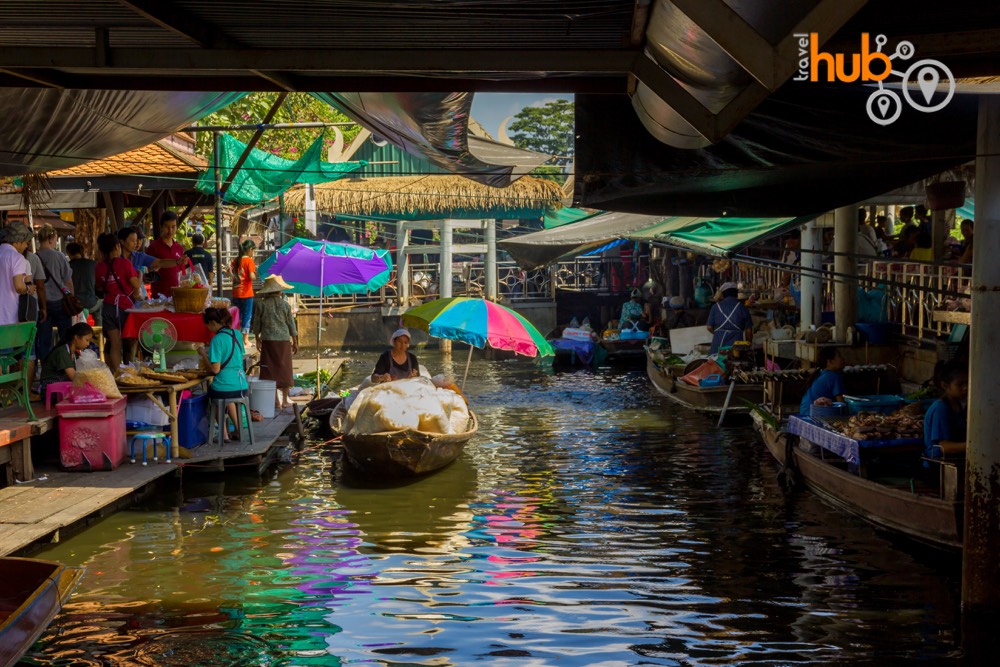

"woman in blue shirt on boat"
[923, 360, 967, 461]
[800, 346, 846, 415]
[706, 282, 753, 354]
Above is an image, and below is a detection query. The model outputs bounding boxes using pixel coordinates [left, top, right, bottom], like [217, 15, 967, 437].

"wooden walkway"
[0, 409, 298, 557]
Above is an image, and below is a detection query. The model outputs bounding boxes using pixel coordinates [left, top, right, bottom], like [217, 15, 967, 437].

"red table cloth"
[121, 307, 240, 343]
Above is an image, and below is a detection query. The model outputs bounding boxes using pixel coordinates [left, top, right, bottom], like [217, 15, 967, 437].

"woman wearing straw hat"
[251, 274, 298, 410]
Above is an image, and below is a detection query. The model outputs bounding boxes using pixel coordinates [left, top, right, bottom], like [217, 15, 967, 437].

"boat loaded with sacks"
[330, 376, 478, 477]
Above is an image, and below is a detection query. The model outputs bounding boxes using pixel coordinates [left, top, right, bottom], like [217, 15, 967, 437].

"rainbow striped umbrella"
[402, 297, 553, 387]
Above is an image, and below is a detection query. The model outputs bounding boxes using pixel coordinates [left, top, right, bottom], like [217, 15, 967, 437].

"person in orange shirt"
[145, 211, 189, 297]
[230, 239, 257, 347]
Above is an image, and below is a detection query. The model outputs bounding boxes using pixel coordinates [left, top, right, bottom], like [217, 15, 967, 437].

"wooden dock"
[0, 409, 298, 557]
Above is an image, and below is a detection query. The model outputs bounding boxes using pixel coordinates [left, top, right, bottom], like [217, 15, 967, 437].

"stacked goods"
[116, 368, 159, 387]
[344, 377, 470, 436]
[73, 351, 123, 398]
[826, 402, 923, 440]
[139, 369, 188, 384]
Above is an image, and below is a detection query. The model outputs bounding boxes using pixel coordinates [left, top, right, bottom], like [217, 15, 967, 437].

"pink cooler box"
[56, 396, 128, 471]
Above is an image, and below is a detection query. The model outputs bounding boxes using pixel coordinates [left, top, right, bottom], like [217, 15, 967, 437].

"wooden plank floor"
[0, 410, 298, 557]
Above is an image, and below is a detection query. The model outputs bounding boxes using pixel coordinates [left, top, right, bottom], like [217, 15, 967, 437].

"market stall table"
[787, 414, 922, 475]
[118, 377, 208, 459]
[121, 307, 240, 343]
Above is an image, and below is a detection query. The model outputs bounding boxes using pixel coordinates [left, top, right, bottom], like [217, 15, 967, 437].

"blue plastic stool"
[129, 432, 172, 465]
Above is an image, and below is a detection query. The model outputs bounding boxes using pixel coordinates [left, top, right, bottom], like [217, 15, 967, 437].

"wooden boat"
[331, 407, 478, 477]
[549, 337, 607, 367]
[645, 349, 761, 414]
[0, 558, 83, 667]
[752, 411, 963, 550]
[601, 337, 648, 363]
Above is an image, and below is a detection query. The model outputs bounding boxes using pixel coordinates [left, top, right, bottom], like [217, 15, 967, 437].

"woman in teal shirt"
[198, 307, 248, 442]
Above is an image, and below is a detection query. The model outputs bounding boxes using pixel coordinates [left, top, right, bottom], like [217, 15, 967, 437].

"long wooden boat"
[752, 411, 963, 550]
[601, 337, 647, 363]
[331, 409, 478, 477]
[1, 558, 83, 667]
[646, 349, 761, 414]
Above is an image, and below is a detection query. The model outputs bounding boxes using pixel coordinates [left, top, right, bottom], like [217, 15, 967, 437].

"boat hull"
[752, 412, 963, 551]
[0, 558, 83, 667]
[602, 338, 647, 363]
[333, 411, 478, 477]
[646, 352, 760, 414]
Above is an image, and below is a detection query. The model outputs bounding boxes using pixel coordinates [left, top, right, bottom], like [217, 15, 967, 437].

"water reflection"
[23, 353, 965, 666]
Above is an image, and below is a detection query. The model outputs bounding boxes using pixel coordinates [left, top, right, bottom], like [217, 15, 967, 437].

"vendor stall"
[787, 412, 924, 476]
[122, 307, 240, 343]
[118, 376, 208, 459]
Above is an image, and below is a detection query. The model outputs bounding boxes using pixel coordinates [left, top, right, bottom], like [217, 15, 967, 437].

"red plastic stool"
[45, 381, 74, 409]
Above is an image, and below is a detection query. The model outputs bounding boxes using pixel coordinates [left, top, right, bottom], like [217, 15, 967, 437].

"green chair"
[0, 322, 38, 421]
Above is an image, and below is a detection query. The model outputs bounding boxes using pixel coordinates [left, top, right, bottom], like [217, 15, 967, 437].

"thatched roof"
[282, 175, 562, 219]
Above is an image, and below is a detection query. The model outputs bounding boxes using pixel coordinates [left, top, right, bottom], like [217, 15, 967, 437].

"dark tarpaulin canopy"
[498, 210, 664, 269]
[0, 89, 244, 176]
[311, 92, 552, 188]
[575, 86, 978, 217]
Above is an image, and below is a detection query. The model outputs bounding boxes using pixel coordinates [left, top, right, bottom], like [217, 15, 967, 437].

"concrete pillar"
[440, 220, 453, 353]
[932, 208, 949, 263]
[396, 220, 409, 306]
[800, 219, 822, 332]
[304, 184, 317, 234]
[485, 218, 498, 301]
[834, 205, 858, 343]
[963, 95, 1000, 613]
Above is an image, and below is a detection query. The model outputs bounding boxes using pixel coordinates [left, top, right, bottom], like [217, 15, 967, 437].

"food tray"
[127, 305, 166, 313]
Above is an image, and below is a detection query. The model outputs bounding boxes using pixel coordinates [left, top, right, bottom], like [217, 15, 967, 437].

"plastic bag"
[74, 351, 122, 399]
[679, 359, 725, 387]
[68, 381, 107, 404]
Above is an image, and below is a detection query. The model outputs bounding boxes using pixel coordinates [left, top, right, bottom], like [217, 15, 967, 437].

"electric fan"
[138, 317, 178, 371]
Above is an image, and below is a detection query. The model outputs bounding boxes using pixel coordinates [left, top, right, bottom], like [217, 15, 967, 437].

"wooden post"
[963, 95, 1000, 614]
[440, 220, 453, 353]
[485, 218, 497, 301]
[396, 220, 409, 307]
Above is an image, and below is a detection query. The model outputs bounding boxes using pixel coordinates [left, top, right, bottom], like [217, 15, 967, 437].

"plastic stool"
[45, 381, 74, 409]
[208, 396, 255, 449]
[129, 432, 172, 465]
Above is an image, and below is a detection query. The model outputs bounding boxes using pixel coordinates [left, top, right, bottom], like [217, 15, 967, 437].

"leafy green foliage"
[507, 99, 574, 165]
[194, 93, 362, 162]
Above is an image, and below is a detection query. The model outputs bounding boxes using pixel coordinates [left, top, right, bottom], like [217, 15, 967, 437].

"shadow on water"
[20, 351, 971, 666]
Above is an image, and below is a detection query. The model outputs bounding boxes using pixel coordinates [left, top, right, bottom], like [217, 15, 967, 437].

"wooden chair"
[0, 322, 37, 421]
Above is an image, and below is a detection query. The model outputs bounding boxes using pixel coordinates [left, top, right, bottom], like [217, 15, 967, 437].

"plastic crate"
[810, 402, 847, 418]
[178, 392, 209, 449]
[125, 397, 171, 426]
[846, 394, 905, 415]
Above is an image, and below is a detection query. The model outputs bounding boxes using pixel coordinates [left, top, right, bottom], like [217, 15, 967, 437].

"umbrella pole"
[461, 343, 474, 391]
[316, 293, 322, 396]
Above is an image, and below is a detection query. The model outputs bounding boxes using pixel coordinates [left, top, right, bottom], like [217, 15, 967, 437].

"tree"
[194, 93, 362, 162]
[506, 99, 575, 166]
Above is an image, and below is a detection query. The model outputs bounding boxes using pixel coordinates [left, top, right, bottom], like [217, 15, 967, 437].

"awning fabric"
[957, 198, 974, 220]
[627, 216, 811, 257]
[311, 92, 551, 188]
[0, 89, 244, 176]
[498, 210, 665, 269]
[543, 207, 601, 229]
[196, 133, 365, 205]
[575, 86, 977, 217]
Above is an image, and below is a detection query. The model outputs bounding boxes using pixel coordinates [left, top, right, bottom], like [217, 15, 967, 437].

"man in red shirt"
[146, 211, 189, 297]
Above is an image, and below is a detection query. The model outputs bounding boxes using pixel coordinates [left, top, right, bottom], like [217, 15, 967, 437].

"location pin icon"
[917, 66, 940, 104]
[877, 95, 891, 117]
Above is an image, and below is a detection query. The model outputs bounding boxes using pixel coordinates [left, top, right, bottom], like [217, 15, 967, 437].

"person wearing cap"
[619, 287, 647, 330]
[251, 274, 298, 410]
[706, 282, 752, 354]
[0, 221, 36, 326]
[371, 328, 420, 383]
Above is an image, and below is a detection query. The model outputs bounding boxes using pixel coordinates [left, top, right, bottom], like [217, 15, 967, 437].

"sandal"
[250, 409, 264, 422]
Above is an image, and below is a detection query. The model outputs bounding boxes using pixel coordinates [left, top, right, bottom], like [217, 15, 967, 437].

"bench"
[0, 323, 38, 486]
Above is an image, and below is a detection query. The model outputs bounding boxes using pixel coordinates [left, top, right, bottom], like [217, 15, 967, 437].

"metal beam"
[630, 54, 718, 143]
[251, 70, 302, 92]
[1, 47, 637, 73]
[0, 68, 67, 88]
[116, 0, 240, 49]
[629, 0, 652, 48]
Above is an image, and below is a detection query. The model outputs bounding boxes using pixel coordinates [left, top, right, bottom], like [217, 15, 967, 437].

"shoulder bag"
[107, 260, 135, 311]
[42, 258, 84, 316]
[18, 292, 39, 323]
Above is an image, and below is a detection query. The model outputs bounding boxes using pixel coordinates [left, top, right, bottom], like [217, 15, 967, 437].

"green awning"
[197, 133, 366, 205]
[627, 216, 811, 257]
[543, 207, 601, 229]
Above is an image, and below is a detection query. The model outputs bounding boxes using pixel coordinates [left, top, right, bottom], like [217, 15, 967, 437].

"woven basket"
[172, 287, 209, 313]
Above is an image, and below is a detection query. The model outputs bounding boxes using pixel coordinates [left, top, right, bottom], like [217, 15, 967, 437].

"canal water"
[24, 351, 963, 666]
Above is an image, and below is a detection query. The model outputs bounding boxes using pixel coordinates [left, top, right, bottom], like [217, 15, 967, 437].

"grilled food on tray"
[139, 369, 188, 384]
[116, 373, 159, 387]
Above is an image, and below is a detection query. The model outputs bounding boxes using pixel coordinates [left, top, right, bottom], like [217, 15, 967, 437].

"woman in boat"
[39, 322, 93, 397]
[371, 328, 420, 383]
[799, 346, 846, 415]
[198, 307, 249, 441]
[706, 282, 752, 354]
[923, 360, 968, 462]
[619, 288, 648, 331]
[251, 274, 298, 411]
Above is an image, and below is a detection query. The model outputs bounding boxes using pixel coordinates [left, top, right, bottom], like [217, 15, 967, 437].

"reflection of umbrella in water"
[332, 453, 478, 554]
[259, 239, 392, 392]
[402, 296, 554, 389]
